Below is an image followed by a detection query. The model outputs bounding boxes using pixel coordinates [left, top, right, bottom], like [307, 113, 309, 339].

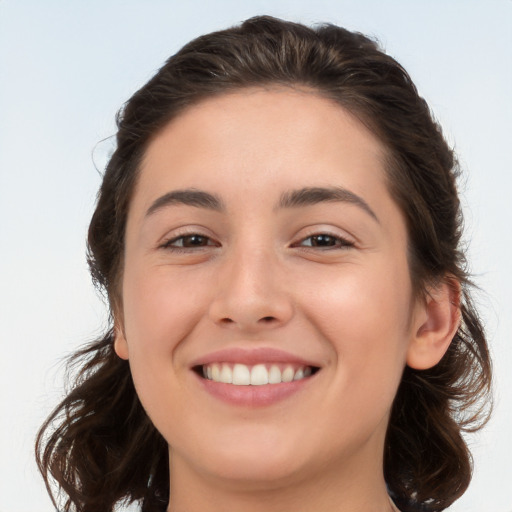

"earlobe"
[406, 276, 461, 370]
[114, 324, 129, 360]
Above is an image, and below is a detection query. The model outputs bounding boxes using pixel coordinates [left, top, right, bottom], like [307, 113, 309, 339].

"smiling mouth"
[194, 363, 320, 386]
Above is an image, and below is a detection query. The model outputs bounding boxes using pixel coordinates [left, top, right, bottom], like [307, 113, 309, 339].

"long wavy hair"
[36, 15, 492, 512]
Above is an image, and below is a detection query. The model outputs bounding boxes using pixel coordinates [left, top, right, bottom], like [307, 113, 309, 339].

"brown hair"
[36, 15, 492, 512]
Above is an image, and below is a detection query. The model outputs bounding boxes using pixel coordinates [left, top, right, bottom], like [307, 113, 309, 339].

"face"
[116, 88, 423, 490]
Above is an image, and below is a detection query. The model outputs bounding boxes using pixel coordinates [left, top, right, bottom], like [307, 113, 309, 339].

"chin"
[172, 427, 312, 486]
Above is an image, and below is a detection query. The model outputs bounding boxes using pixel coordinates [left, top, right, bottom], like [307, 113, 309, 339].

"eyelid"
[163, 235, 217, 249]
[291, 227, 356, 250]
[157, 226, 220, 250]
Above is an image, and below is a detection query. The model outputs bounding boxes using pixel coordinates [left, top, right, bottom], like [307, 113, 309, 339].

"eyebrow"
[145, 186, 378, 222]
[278, 186, 379, 222]
[145, 189, 225, 217]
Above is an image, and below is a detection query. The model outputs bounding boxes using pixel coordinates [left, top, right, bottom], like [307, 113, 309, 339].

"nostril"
[260, 316, 276, 323]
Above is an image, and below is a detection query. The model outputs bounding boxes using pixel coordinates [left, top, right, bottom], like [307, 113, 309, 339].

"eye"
[160, 234, 218, 250]
[295, 233, 354, 249]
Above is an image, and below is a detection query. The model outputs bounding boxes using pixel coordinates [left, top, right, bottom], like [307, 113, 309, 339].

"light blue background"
[1, 1, 510, 510]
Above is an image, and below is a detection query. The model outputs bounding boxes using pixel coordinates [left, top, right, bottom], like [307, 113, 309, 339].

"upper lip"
[190, 347, 322, 368]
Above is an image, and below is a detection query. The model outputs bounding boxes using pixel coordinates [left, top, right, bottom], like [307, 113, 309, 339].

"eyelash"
[160, 233, 219, 252]
[293, 233, 355, 250]
[159, 232, 354, 252]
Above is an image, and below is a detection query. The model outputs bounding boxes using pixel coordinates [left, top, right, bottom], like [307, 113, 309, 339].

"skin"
[115, 87, 459, 512]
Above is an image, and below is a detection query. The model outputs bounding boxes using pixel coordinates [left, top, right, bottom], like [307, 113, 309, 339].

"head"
[38, 16, 491, 512]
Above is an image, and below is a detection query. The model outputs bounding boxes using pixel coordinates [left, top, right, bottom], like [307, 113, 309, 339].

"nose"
[208, 246, 294, 332]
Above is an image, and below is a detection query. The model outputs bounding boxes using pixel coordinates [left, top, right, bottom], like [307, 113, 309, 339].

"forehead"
[146, 87, 385, 157]
[134, 87, 390, 208]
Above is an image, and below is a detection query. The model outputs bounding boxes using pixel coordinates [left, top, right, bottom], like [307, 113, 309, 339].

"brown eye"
[179, 235, 210, 247]
[298, 234, 354, 249]
[309, 235, 337, 247]
[162, 234, 216, 249]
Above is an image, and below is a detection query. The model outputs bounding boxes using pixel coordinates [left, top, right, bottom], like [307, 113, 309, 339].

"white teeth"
[293, 368, 304, 381]
[268, 365, 282, 384]
[232, 364, 251, 385]
[250, 364, 269, 385]
[281, 366, 294, 383]
[220, 364, 232, 384]
[202, 363, 314, 385]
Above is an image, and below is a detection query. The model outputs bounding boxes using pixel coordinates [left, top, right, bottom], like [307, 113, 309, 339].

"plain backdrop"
[1, 1, 511, 511]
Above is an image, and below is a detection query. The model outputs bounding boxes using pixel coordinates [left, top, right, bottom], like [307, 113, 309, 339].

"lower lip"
[194, 372, 316, 407]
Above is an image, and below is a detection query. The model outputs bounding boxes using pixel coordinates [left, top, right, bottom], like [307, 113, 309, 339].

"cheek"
[308, 265, 412, 431]
[122, 266, 208, 357]
[119, 267, 208, 435]
[306, 258, 411, 326]
[300, 259, 413, 376]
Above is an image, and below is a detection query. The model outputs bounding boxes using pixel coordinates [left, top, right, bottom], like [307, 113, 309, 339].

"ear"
[113, 321, 129, 360]
[406, 276, 461, 370]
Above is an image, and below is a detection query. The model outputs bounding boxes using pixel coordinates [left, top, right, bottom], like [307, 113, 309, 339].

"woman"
[36, 16, 492, 512]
